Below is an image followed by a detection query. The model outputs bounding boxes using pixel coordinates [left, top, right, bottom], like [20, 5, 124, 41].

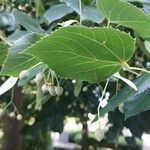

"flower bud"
[99, 99, 108, 108]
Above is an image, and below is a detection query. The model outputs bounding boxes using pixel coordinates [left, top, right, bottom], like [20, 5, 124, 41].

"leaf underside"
[24, 26, 135, 82]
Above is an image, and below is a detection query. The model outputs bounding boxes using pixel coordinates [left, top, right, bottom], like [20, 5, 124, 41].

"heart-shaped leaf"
[24, 26, 135, 82]
[96, 0, 150, 39]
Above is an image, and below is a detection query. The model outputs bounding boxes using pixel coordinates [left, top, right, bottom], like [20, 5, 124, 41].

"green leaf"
[24, 26, 135, 82]
[0, 42, 9, 65]
[124, 88, 150, 119]
[0, 33, 42, 77]
[13, 10, 45, 33]
[43, 4, 74, 24]
[96, 0, 150, 39]
[60, 0, 104, 23]
[96, 73, 150, 119]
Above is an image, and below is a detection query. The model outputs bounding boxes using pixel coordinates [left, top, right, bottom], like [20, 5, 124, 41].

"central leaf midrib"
[35, 49, 121, 65]
[54, 30, 123, 62]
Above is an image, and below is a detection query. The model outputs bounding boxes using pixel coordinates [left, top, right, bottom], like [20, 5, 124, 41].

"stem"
[128, 69, 140, 76]
[54, 73, 59, 86]
[79, 0, 82, 25]
[3, 87, 14, 111]
[115, 79, 119, 95]
[3, 87, 19, 114]
[107, 20, 110, 27]
[47, 70, 51, 82]
[129, 67, 150, 74]
[97, 79, 109, 128]
[123, 62, 150, 74]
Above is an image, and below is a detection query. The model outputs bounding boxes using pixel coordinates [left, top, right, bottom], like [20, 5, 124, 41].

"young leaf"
[24, 26, 135, 82]
[96, 0, 150, 39]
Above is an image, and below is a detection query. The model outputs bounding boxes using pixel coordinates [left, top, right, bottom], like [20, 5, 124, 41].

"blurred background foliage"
[0, 0, 150, 150]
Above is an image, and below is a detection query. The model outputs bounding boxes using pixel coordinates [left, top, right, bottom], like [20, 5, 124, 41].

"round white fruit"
[65, 91, 69, 96]
[55, 86, 63, 96]
[48, 85, 56, 96]
[9, 112, 15, 118]
[19, 70, 29, 80]
[42, 84, 49, 93]
[83, 86, 88, 92]
[16, 114, 22, 121]
[27, 104, 32, 110]
[35, 72, 44, 82]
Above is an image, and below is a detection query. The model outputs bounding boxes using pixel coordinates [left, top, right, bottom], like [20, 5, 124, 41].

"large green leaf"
[24, 26, 135, 82]
[0, 42, 9, 65]
[60, 0, 104, 23]
[96, 73, 150, 118]
[13, 10, 45, 33]
[0, 33, 42, 77]
[96, 0, 150, 39]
